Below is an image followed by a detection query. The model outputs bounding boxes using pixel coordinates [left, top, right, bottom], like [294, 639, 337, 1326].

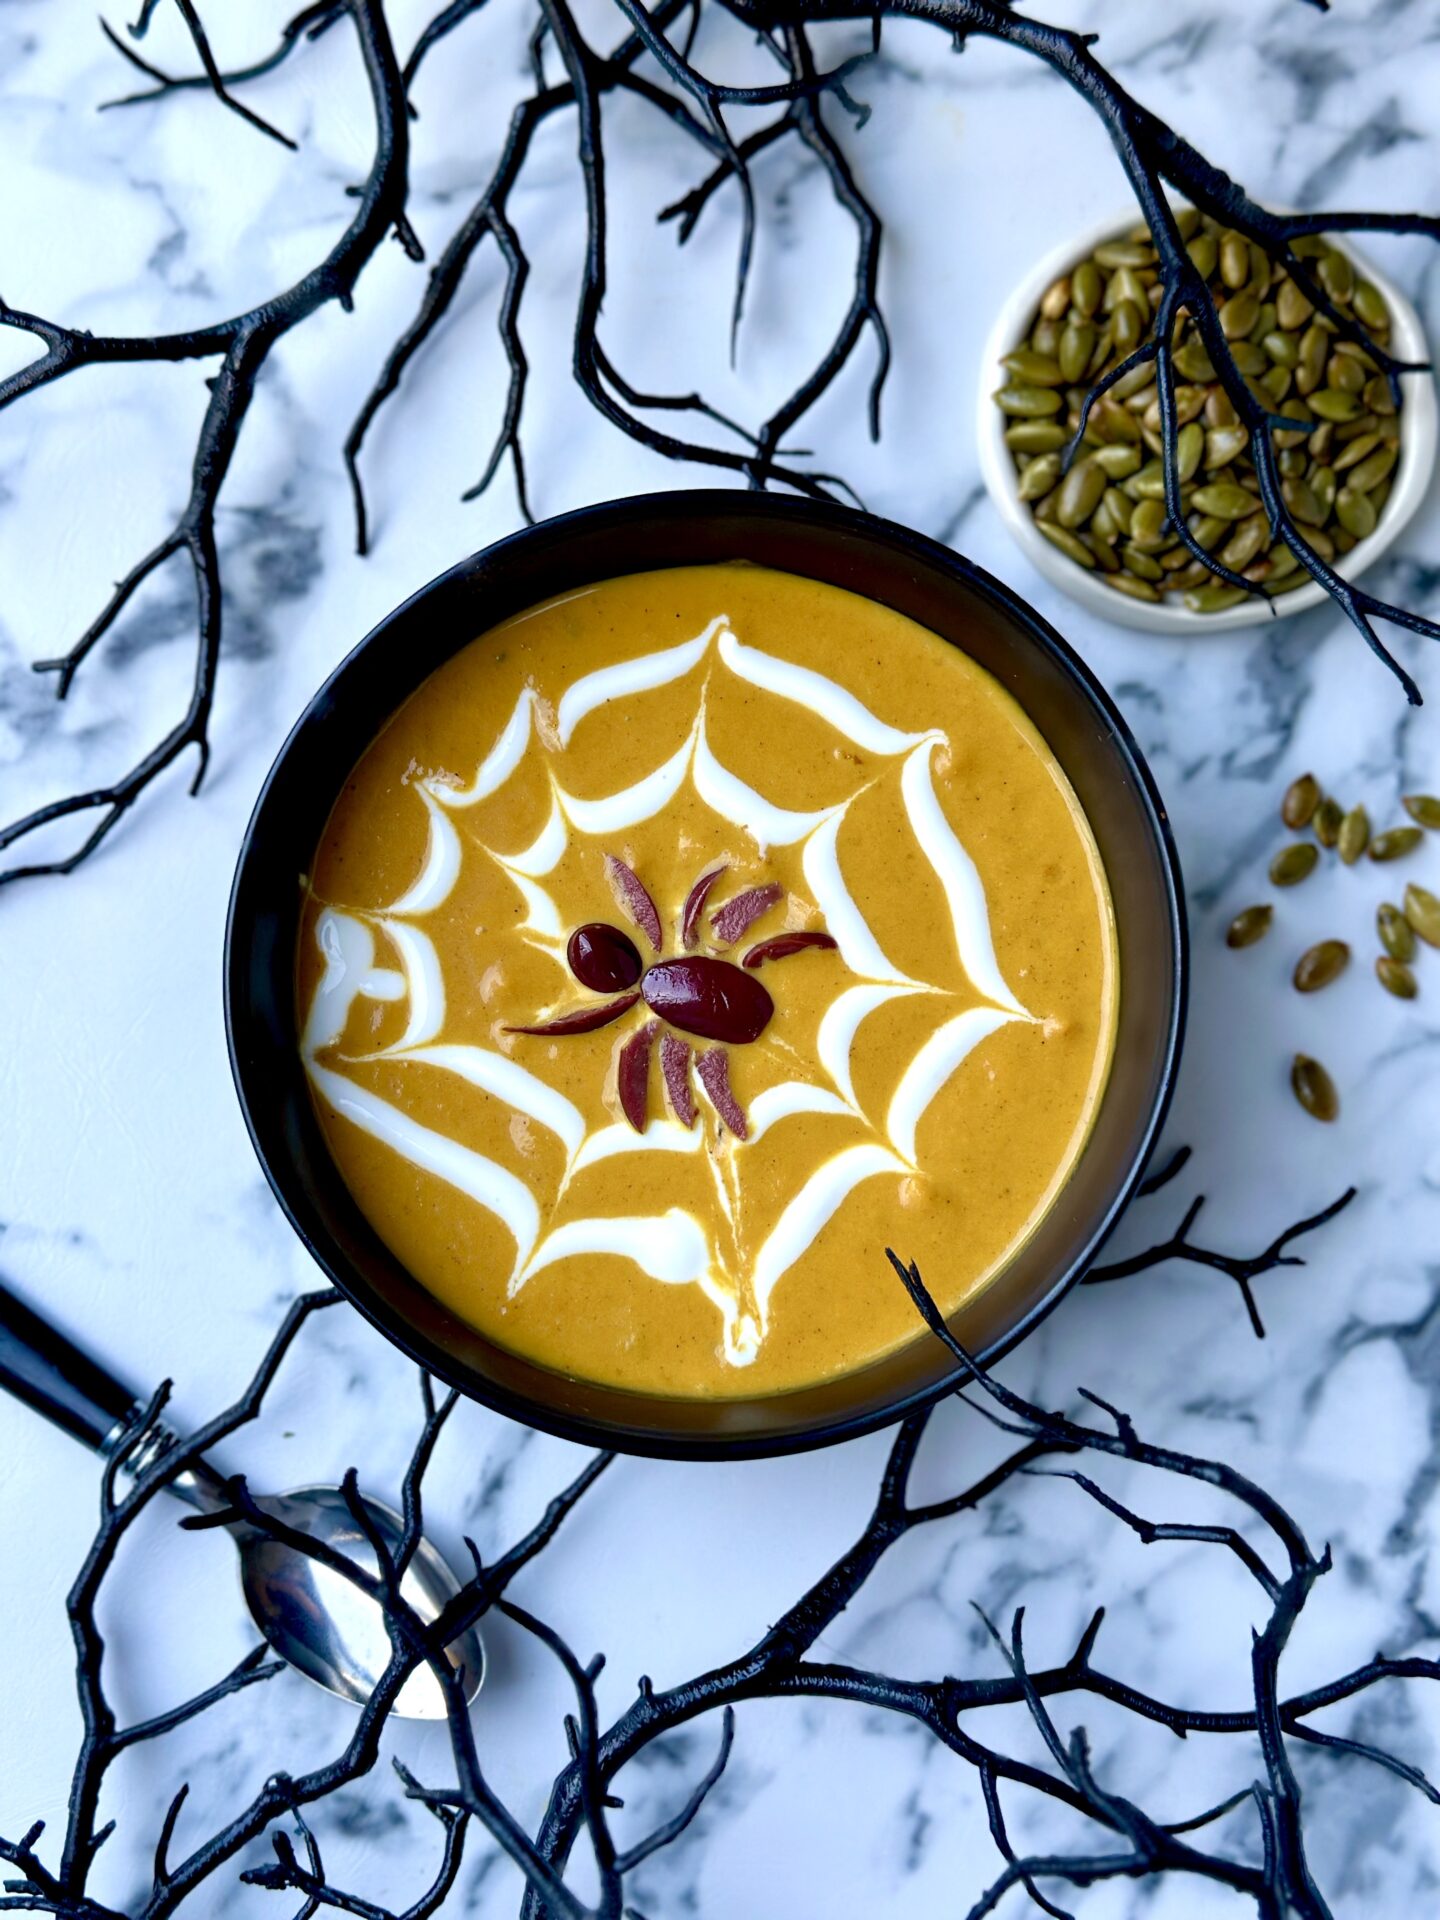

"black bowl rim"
[225, 489, 1187, 1459]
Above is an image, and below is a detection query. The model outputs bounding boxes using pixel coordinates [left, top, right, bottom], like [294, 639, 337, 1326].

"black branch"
[3, 0, 1439, 889]
[2, 1141, 1432, 1919]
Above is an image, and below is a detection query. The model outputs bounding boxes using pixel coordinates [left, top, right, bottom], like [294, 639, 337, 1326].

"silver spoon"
[0, 1278, 483, 1720]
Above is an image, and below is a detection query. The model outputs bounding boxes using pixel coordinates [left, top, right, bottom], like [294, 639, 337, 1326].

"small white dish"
[977, 209, 1438, 634]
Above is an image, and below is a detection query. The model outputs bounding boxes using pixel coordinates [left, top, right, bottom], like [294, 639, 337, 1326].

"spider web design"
[300, 615, 1034, 1365]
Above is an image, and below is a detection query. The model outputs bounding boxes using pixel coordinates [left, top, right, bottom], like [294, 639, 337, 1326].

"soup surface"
[300, 564, 1118, 1397]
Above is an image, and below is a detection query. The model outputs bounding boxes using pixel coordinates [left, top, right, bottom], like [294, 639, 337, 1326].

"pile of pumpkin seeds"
[995, 210, 1402, 610]
[1226, 776, 1440, 1121]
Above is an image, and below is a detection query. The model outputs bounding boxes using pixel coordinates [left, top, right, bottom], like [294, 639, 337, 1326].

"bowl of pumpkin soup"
[226, 493, 1185, 1457]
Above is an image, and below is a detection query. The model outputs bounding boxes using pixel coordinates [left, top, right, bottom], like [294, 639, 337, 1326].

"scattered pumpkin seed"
[1378, 902, 1416, 962]
[1376, 956, 1418, 1000]
[1338, 805, 1369, 865]
[1291, 1053, 1339, 1122]
[1402, 793, 1440, 829]
[1403, 883, 1440, 947]
[1271, 841, 1320, 886]
[1226, 903, 1274, 948]
[1370, 825, 1424, 862]
[1282, 773, 1321, 829]
[1294, 939, 1350, 993]
[1313, 797, 1344, 848]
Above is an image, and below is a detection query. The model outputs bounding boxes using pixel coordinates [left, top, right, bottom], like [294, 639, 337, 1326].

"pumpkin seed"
[1334, 487, 1377, 540]
[1369, 826, 1424, 862]
[1296, 324, 1329, 395]
[1192, 481, 1262, 520]
[1037, 521, 1096, 569]
[1184, 584, 1248, 612]
[1313, 797, 1343, 848]
[1294, 939, 1350, 992]
[1018, 454, 1063, 502]
[1174, 340, 1217, 382]
[1219, 291, 1260, 339]
[1120, 543, 1164, 581]
[1103, 571, 1161, 602]
[1308, 387, 1363, 423]
[1328, 352, 1367, 395]
[1271, 841, 1320, 886]
[1219, 231, 1250, 289]
[1403, 883, 1440, 947]
[1353, 280, 1388, 333]
[1378, 903, 1417, 962]
[1057, 459, 1106, 528]
[1102, 486, 1135, 533]
[1281, 773, 1321, 830]
[1282, 477, 1326, 526]
[1003, 349, 1066, 386]
[1402, 794, 1440, 830]
[1226, 904, 1274, 948]
[1318, 248, 1355, 303]
[1058, 323, 1096, 384]
[1006, 421, 1070, 452]
[1129, 499, 1169, 548]
[1262, 329, 1300, 369]
[1094, 444, 1142, 479]
[1113, 299, 1143, 354]
[1229, 341, 1268, 376]
[1291, 1053, 1339, 1122]
[1186, 232, 1218, 280]
[1338, 805, 1369, 865]
[1205, 424, 1250, 469]
[1175, 420, 1205, 482]
[1334, 431, 1382, 473]
[1218, 518, 1269, 570]
[1364, 374, 1397, 416]
[1376, 956, 1418, 1000]
[1040, 276, 1072, 321]
[1094, 240, 1155, 270]
[1345, 443, 1398, 494]
[1277, 279, 1313, 329]
[996, 385, 1064, 417]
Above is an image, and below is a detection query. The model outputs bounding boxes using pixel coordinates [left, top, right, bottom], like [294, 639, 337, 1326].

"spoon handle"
[0, 1276, 139, 1450]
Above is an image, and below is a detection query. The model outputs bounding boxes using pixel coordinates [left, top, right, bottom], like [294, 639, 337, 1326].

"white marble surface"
[2, 1, 1439, 1913]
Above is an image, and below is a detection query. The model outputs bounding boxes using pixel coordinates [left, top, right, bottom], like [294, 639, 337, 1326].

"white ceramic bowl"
[977, 209, 1437, 634]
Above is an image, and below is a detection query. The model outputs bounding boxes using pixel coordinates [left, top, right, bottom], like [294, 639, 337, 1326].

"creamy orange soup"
[299, 565, 1117, 1397]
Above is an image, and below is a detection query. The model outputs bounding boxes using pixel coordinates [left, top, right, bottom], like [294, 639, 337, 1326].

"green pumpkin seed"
[1112, 299, 1144, 354]
[1017, 454, 1062, 502]
[1174, 340, 1217, 382]
[1218, 291, 1260, 339]
[1037, 521, 1096, 569]
[1282, 477, 1326, 526]
[1229, 341, 1269, 376]
[1318, 248, 1355, 303]
[1191, 481, 1262, 520]
[1291, 1054, 1339, 1123]
[1093, 240, 1154, 270]
[1370, 826, 1424, 863]
[1277, 279, 1313, 329]
[1262, 329, 1300, 369]
[1314, 797, 1344, 848]
[1103, 571, 1162, 602]
[1376, 956, 1418, 1000]
[1226, 903, 1274, 949]
[1006, 421, 1071, 452]
[1271, 841, 1320, 886]
[1056, 459, 1106, 528]
[1186, 233, 1218, 281]
[1218, 518, 1269, 571]
[1338, 805, 1370, 865]
[1087, 533, 1121, 573]
[1281, 773, 1321, 830]
[1334, 487, 1377, 540]
[1364, 374, 1397, 416]
[1094, 444, 1142, 479]
[1071, 260, 1103, 317]
[1184, 584, 1248, 612]
[1131, 459, 1169, 501]
[1188, 513, 1228, 550]
[1120, 544, 1164, 581]
[1308, 387, 1363, 423]
[1345, 442, 1398, 493]
[1261, 364, 1293, 403]
[1378, 903, 1417, 962]
[1312, 465, 1338, 515]
[1353, 280, 1389, 333]
[1003, 348, 1066, 386]
[1205, 425, 1250, 469]
[1039, 276, 1072, 321]
[1128, 499, 1168, 548]
[1294, 939, 1350, 993]
[1101, 486, 1134, 533]
[1403, 794, 1440, 830]
[1175, 421, 1205, 482]
[1205, 388, 1238, 428]
[1058, 323, 1097, 384]
[1219, 231, 1250, 289]
[1296, 324, 1328, 395]
[1334, 432, 1382, 473]
[1106, 266, 1148, 313]
[996, 385, 1064, 418]
[1404, 883, 1440, 947]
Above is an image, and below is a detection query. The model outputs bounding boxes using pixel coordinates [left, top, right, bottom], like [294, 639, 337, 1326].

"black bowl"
[226, 492, 1186, 1458]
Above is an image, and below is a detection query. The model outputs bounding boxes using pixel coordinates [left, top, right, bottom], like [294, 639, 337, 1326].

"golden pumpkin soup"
[299, 564, 1117, 1397]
